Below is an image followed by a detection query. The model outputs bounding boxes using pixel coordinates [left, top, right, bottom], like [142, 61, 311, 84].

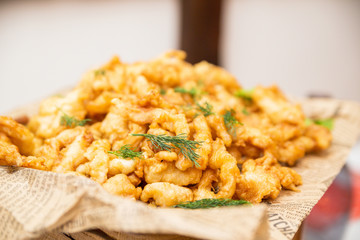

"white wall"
[222, 0, 360, 101]
[1, 0, 360, 115]
[0, 0, 179, 114]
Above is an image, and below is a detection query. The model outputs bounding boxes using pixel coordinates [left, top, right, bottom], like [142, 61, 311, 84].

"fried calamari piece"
[162, 88, 187, 106]
[34, 127, 85, 169]
[304, 124, 332, 150]
[132, 76, 172, 109]
[236, 160, 281, 203]
[141, 133, 201, 185]
[269, 165, 302, 191]
[146, 111, 194, 171]
[193, 169, 219, 200]
[227, 146, 243, 164]
[112, 122, 147, 151]
[103, 174, 142, 200]
[148, 110, 190, 137]
[154, 151, 178, 162]
[0, 139, 23, 166]
[100, 99, 129, 144]
[85, 91, 121, 115]
[127, 173, 141, 186]
[132, 75, 156, 101]
[207, 138, 240, 199]
[0, 116, 36, 155]
[27, 89, 87, 138]
[174, 154, 194, 171]
[206, 115, 232, 147]
[194, 61, 239, 92]
[152, 110, 195, 171]
[266, 123, 304, 143]
[19, 156, 50, 171]
[0, 137, 49, 170]
[255, 154, 302, 191]
[108, 157, 138, 176]
[141, 50, 191, 87]
[277, 136, 315, 166]
[252, 86, 305, 125]
[141, 182, 193, 207]
[212, 85, 244, 112]
[0, 117, 49, 170]
[78, 56, 122, 94]
[144, 158, 202, 186]
[38, 127, 94, 172]
[235, 126, 273, 149]
[0, 132, 12, 144]
[76, 139, 111, 184]
[192, 115, 212, 170]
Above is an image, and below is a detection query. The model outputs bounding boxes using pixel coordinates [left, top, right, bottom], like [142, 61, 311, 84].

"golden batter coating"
[76, 139, 111, 184]
[236, 159, 281, 203]
[103, 174, 142, 200]
[0, 50, 332, 206]
[141, 182, 193, 207]
[0, 116, 36, 156]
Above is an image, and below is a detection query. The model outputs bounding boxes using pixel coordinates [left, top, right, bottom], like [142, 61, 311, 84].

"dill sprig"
[242, 108, 250, 116]
[94, 69, 106, 76]
[223, 109, 242, 135]
[235, 88, 254, 101]
[174, 87, 207, 99]
[180, 104, 194, 113]
[174, 87, 197, 98]
[131, 133, 202, 167]
[173, 198, 251, 209]
[196, 102, 214, 117]
[160, 88, 166, 95]
[197, 79, 205, 87]
[60, 113, 91, 127]
[108, 145, 142, 159]
[305, 118, 334, 130]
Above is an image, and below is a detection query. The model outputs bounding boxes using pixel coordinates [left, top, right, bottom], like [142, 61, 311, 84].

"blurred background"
[0, 0, 359, 239]
[1, 0, 360, 114]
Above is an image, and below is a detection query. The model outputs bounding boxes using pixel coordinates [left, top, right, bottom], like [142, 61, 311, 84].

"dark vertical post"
[180, 0, 222, 65]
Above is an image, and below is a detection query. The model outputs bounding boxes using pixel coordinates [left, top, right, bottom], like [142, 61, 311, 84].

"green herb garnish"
[305, 118, 313, 126]
[305, 118, 334, 130]
[196, 102, 214, 117]
[108, 145, 142, 159]
[174, 86, 207, 99]
[60, 113, 91, 127]
[174, 87, 197, 98]
[223, 109, 242, 135]
[160, 88, 166, 95]
[235, 88, 254, 101]
[173, 198, 251, 209]
[197, 79, 205, 87]
[242, 108, 250, 116]
[180, 104, 193, 111]
[94, 69, 106, 76]
[131, 133, 201, 167]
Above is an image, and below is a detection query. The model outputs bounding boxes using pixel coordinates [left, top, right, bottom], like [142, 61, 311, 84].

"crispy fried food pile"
[0, 51, 332, 206]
